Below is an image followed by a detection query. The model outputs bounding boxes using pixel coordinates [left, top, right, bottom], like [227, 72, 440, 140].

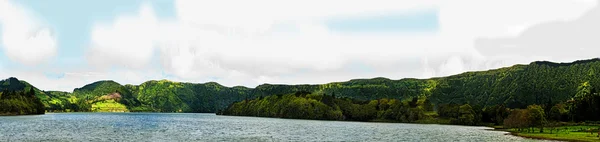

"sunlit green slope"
[7, 58, 600, 113]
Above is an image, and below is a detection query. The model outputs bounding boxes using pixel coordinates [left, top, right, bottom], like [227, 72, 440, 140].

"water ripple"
[0, 113, 543, 142]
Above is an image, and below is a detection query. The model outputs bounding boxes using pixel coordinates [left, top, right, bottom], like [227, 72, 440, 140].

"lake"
[0, 113, 543, 141]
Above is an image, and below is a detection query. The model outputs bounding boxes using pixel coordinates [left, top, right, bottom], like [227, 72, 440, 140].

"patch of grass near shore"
[91, 100, 129, 112]
[506, 125, 600, 142]
[514, 132, 598, 142]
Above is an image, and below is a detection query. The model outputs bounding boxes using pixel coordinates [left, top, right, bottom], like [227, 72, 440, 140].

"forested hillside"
[125, 80, 252, 112]
[220, 91, 435, 122]
[251, 59, 600, 109]
[431, 59, 600, 108]
[222, 60, 600, 126]
[39, 80, 253, 113]
[4, 58, 600, 114]
[0, 78, 45, 115]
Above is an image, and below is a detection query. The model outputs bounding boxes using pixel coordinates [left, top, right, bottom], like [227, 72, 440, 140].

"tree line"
[500, 81, 600, 133]
[0, 87, 45, 115]
[221, 79, 600, 130]
[219, 91, 436, 122]
[3, 58, 600, 116]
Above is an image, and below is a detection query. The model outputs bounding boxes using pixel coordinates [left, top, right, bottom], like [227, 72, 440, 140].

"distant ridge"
[531, 58, 600, 67]
[5, 58, 600, 112]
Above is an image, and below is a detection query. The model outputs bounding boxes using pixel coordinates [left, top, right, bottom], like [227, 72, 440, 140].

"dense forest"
[251, 59, 600, 109]
[221, 82, 600, 129]
[220, 59, 600, 132]
[0, 78, 45, 115]
[41, 80, 254, 113]
[219, 91, 435, 122]
[2, 58, 600, 118]
[125, 80, 252, 112]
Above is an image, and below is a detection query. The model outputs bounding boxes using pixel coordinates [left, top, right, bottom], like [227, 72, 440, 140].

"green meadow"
[505, 125, 600, 142]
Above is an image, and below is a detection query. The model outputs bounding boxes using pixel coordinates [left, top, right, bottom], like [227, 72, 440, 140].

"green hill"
[220, 92, 435, 122]
[72, 80, 140, 112]
[221, 59, 600, 125]
[430, 59, 600, 108]
[6, 58, 600, 114]
[127, 80, 252, 112]
[249, 59, 600, 109]
[42, 79, 253, 113]
[252, 77, 431, 103]
[0, 78, 45, 115]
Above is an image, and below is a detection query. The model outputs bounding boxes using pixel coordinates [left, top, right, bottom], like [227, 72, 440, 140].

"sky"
[0, 0, 599, 92]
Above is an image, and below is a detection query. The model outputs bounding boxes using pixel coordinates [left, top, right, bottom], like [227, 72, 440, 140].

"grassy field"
[91, 100, 129, 112]
[506, 125, 600, 142]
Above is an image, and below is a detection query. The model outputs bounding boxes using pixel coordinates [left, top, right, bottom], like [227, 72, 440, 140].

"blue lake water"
[0, 113, 543, 141]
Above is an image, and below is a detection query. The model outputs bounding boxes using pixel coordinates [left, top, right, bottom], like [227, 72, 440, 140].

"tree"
[527, 105, 546, 133]
[457, 104, 476, 125]
[504, 109, 530, 132]
[438, 104, 460, 118]
[28, 87, 44, 114]
[549, 103, 567, 121]
[422, 98, 434, 111]
[571, 81, 600, 121]
[483, 105, 508, 125]
[409, 97, 418, 108]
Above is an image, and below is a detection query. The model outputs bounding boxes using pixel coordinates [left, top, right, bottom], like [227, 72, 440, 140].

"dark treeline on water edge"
[219, 91, 437, 122]
[0, 78, 45, 115]
[219, 86, 600, 127]
[217, 59, 600, 141]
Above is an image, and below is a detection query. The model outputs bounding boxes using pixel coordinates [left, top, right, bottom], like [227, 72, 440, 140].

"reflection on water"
[0, 113, 541, 141]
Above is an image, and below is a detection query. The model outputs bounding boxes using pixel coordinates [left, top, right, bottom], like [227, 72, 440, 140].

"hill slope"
[221, 59, 600, 125]
[0, 78, 45, 115]
[40, 80, 254, 113]
[126, 80, 252, 112]
[8, 58, 600, 113]
[249, 59, 600, 109]
[72, 80, 140, 112]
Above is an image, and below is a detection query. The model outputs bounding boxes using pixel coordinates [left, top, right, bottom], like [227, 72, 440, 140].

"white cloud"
[0, 0, 57, 66]
[87, 4, 159, 69]
[82, 0, 598, 89]
[174, 0, 437, 34]
[475, 0, 600, 63]
[0, 64, 176, 92]
[423, 0, 596, 77]
[87, 1, 437, 85]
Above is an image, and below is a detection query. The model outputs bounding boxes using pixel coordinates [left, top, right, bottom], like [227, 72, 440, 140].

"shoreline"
[10, 112, 479, 127]
[6, 112, 596, 141]
[8, 112, 575, 141]
[218, 114, 504, 130]
[0, 113, 45, 116]
[497, 128, 600, 142]
[224, 114, 600, 141]
[508, 132, 585, 142]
